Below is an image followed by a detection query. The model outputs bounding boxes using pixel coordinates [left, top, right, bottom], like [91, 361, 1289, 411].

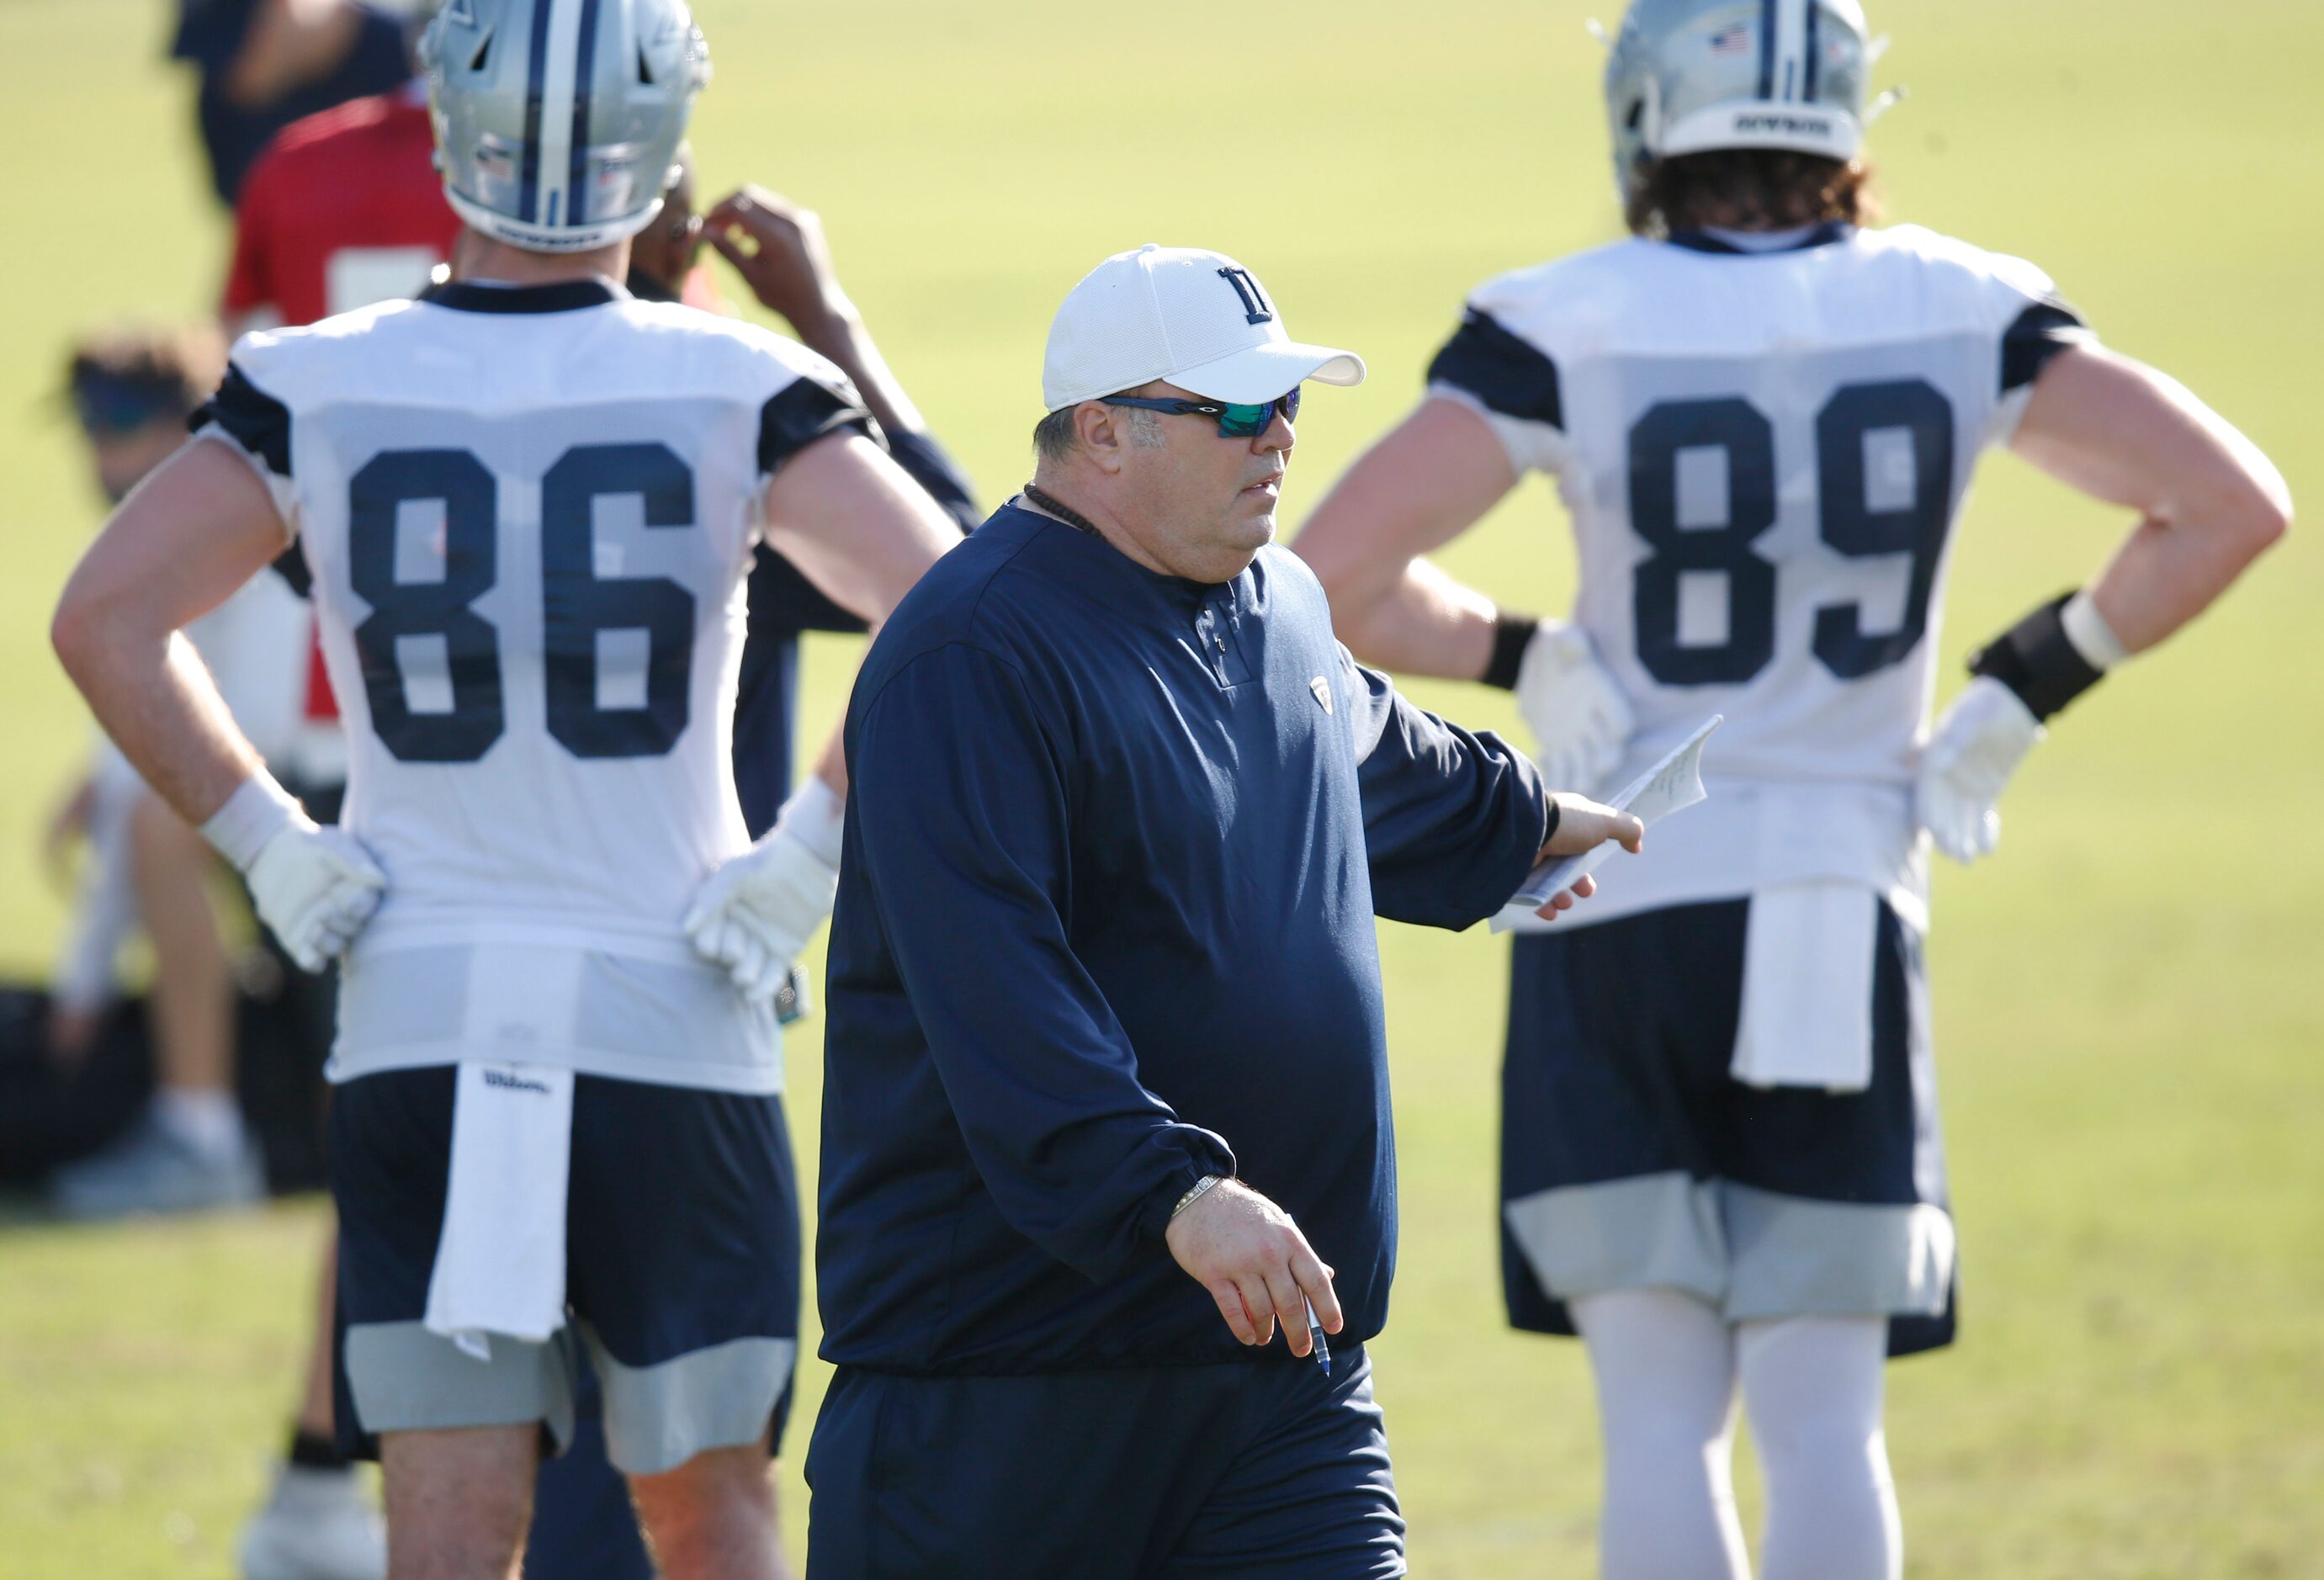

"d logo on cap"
[1217, 268, 1274, 326]
[1040, 244, 1366, 413]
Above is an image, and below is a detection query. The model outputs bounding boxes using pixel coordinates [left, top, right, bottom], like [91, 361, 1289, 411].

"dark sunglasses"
[1101, 386, 1300, 439]
[69, 379, 187, 437]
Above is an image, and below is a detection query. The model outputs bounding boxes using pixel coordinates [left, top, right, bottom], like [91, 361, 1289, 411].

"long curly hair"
[1626, 149, 1879, 238]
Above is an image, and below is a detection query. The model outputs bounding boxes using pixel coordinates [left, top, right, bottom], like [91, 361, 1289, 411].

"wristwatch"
[1170, 1174, 1228, 1220]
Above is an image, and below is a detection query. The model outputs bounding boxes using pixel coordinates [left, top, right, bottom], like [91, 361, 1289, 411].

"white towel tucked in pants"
[1730, 883, 1881, 1093]
[423, 1061, 576, 1361]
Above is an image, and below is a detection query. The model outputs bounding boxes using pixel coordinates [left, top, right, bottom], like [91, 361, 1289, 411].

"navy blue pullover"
[819, 504, 1548, 1375]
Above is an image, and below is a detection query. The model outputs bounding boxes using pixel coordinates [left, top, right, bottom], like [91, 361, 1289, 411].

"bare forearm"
[762, 434, 956, 627]
[2084, 512, 2268, 655]
[791, 304, 926, 440]
[1295, 395, 1519, 681]
[2013, 345, 2290, 654]
[808, 721, 848, 800]
[51, 441, 299, 827]
[54, 624, 263, 825]
[1333, 559, 1499, 680]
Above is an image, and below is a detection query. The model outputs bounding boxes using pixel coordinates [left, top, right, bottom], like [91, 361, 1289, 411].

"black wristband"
[287, 1426, 351, 1471]
[1966, 590, 2105, 722]
[1481, 612, 1540, 691]
[1541, 795, 1561, 846]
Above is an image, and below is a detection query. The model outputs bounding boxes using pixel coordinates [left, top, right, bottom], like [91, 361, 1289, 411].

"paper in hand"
[1493, 715, 1723, 931]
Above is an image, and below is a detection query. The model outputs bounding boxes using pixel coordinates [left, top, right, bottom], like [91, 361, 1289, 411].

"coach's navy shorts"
[330, 1067, 801, 1472]
[804, 1348, 1404, 1578]
[1499, 898, 1957, 1357]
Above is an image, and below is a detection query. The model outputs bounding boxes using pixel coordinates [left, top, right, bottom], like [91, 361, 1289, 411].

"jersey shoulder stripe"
[2000, 300, 2094, 393]
[759, 377, 873, 475]
[1427, 307, 1563, 430]
[191, 363, 293, 476]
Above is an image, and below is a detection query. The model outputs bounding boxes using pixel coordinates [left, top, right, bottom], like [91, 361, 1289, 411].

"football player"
[221, 56, 979, 1580]
[52, 3, 959, 1577]
[1293, 3, 2288, 1575]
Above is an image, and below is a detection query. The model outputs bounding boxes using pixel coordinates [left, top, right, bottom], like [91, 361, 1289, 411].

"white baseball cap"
[1042, 244, 1366, 412]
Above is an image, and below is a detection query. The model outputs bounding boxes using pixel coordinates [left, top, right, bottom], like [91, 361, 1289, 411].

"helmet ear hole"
[1625, 98, 1645, 131]
[469, 31, 493, 72]
[638, 45, 655, 84]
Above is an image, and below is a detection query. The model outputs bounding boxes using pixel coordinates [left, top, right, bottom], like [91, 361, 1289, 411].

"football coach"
[804, 245, 1644, 1578]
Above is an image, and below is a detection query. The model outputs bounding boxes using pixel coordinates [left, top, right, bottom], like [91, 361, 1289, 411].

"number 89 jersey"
[194, 278, 873, 1091]
[1429, 222, 2092, 927]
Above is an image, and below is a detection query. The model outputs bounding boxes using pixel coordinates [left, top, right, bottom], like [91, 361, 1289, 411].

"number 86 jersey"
[1429, 223, 2091, 926]
[193, 277, 872, 1091]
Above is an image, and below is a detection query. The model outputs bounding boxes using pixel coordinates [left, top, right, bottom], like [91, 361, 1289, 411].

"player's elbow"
[2249, 476, 2292, 557]
[50, 565, 146, 695]
[1290, 522, 1388, 646]
[50, 577, 104, 688]
[1289, 518, 1358, 603]
[2219, 464, 2292, 566]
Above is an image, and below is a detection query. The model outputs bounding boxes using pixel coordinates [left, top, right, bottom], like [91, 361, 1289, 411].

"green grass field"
[3, 1, 2321, 1574]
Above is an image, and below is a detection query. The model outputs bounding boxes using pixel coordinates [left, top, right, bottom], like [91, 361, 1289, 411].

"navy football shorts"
[330, 1067, 801, 1473]
[805, 1348, 1404, 1578]
[1499, 898, 1958, 1357]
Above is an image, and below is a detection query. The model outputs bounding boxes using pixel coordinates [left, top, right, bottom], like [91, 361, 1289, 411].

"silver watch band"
[1170, 1174, 1227, 1220]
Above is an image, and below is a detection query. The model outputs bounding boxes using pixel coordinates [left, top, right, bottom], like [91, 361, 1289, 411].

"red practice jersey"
[221, 81, 459, 774]
[222, 81, 459, 331]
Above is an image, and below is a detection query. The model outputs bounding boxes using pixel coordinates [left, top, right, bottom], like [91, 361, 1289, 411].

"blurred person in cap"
[52, 0, 961, 1575]
[804, 244, 1642, 1579]
[684, 178, 984, 835]
[1294, 2, 2290, 1575]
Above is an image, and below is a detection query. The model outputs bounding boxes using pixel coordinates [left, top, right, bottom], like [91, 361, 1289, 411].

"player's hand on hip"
[1917, 676, 2045, 865]
[1515, 621, 1635, 797]
[247, 822, 387, 973]
[1165, 1178, 1342, 1357]
[704, 185, 846, 337]
[682, 823, 840, 1004]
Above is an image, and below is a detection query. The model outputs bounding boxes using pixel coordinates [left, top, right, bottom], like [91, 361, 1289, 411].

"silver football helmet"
[1603, 0, 1874, 208]
[419, 0, 711, 253]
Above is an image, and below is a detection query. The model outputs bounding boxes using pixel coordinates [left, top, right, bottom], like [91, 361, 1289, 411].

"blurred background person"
[48, 327, 379, 1580]
[45, 324, 302, 1221]
[172, 0, 419, 210]
[694, 183, 984, 839]
[1295, 1, 2290, 1576]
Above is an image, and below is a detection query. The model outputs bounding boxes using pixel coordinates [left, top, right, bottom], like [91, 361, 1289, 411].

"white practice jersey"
[195, 276, 872, 1090]
[1430, 223, 2092, 930]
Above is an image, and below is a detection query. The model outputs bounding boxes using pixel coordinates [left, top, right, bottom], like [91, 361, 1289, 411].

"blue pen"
[1303, 1296, 1331, 1376]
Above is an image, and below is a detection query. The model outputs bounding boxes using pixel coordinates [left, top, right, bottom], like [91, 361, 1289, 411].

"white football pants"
[1571, 1288, 1902, 1580]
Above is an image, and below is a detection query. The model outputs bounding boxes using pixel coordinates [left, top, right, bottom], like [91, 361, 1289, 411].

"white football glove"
[1515, 621, 1635, 795]
[1917, 676, 2045, 865]
[684, 778, 844, 1003]
[249, 824, 389, 970]
[202, 773, 386, 972]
